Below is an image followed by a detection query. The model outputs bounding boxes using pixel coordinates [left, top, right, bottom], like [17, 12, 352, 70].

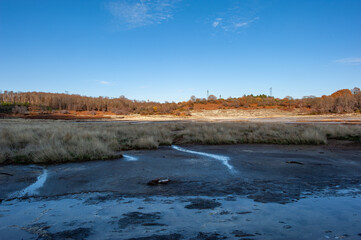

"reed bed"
[0, 119, 360, 164]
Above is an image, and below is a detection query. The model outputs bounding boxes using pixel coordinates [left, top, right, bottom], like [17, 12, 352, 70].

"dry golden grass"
[0, 119, 360, 164]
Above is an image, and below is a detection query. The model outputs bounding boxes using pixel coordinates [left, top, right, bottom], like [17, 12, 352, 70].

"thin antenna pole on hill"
[270, 87, 272, 97]
[207, 90, 209, 99]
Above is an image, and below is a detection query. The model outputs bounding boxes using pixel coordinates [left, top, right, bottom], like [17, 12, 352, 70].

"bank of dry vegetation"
[0, 119, 360, 164]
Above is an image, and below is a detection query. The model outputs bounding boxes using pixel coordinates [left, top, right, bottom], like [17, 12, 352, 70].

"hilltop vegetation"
[0, 87, 360, 117]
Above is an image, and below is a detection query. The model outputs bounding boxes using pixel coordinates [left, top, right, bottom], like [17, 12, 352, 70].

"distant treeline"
[0, 87, 360, 115]
[195, 88, 361, 114]
[0, 91, 180, 115]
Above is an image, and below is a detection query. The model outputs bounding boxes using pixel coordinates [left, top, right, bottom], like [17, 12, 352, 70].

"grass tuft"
[0, 119, 360, 164]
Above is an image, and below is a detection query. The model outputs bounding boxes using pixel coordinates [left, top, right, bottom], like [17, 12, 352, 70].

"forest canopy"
[1, 87, 360, 115]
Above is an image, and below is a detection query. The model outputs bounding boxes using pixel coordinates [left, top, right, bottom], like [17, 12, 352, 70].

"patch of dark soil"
[326, 139, 361, 149]
[190, 232, 227, 240]
[264, 153, 321, 160]
[126, 233, 182, 240]
[49, 228, 91, 240]
[232, 230, 256, 237]
[23, 223, 91, 240]
[248, 191, 293, 204]
[185, 198, 221, 210]
[118, 212, 163, 229]
[141, 223, 167, 226]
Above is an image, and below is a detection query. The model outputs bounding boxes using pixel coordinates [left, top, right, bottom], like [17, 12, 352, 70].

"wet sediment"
[0, 143, 361, 239]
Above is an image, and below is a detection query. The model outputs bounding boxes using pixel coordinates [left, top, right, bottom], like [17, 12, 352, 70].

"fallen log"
[286, 161, 304, 165]
[147, 178, 170, 186]
[0, 172, 14, 176]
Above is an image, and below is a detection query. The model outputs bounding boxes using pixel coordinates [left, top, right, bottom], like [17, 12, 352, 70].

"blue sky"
[0, 0, 360, 102]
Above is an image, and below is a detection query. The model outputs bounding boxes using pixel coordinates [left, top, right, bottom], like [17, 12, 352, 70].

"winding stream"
[9, 168, 48, 198]
[171, 145, 235, 172]
[123, 154, 139, 161]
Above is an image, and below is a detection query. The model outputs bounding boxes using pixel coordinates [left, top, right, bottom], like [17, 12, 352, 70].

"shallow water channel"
[0, 144, 361, 239]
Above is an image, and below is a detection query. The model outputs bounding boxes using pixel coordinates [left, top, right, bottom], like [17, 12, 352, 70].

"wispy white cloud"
[107, 0, 179, 29]
[212, 17, 258, 32]
[212, 18, 222, 28]
[99, 81, 111, 85]
[211, 1, 259, 33]
[335, 58, 361, 65]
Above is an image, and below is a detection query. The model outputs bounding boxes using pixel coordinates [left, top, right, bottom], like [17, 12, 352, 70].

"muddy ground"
[0, 142, 361, 239]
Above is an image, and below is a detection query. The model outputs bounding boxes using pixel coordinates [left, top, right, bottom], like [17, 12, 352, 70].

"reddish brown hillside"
[331, 89, 352, 98]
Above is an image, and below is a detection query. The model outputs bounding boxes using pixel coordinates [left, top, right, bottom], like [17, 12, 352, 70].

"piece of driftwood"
[0, 172, 13, 176]
[286, 161, 304, 165]
[147, 178, 170, 186]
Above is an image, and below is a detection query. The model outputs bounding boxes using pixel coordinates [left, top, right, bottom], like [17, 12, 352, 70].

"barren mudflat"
[107, 109, 361, 124]
[1, 143, 361, 239]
